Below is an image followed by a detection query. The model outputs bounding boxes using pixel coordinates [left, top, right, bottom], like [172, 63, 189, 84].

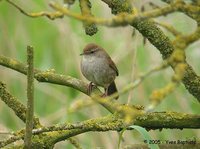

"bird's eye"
[89, 48, 98, 54]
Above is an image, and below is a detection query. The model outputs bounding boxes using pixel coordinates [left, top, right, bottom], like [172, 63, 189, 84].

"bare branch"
[155, 21, 182, 36]
[6, 0, 63, 20]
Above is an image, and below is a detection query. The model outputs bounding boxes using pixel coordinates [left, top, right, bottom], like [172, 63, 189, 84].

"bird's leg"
[101, 88, 108, 98]
[88, 82, 95, 95]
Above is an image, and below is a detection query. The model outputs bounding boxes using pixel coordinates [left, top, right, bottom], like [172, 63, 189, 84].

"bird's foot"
[101, 88, 108, 98]
[101, 93, 107, 98]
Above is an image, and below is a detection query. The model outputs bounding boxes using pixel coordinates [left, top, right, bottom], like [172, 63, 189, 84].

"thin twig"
[6, 0, 63, 20]
[0, 132, 14, 135]
[155, 21, 182, 36]
[105, 60, 170, 102]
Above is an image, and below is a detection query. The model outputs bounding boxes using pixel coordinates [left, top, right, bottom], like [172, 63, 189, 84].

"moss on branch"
[79, 0, 98, 35]
[0, 82, 41, 128]
[1, 1, 200, 148]
[1, 112, 199, 148]
[103, 0, 200, 102]
[1, 54, 199, 148]
[135, 112, 200, 129]
[24, 46, 34, 148]
[132, 19, 174, 59]
[0, 54, 89, 94]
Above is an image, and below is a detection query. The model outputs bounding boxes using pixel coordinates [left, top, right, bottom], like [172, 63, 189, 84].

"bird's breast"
[81, 55, 116, 87]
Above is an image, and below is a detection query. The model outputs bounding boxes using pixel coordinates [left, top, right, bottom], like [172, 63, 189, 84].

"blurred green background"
[0, 0, 199, 148]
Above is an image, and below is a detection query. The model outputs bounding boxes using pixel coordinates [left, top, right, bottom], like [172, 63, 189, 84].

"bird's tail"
[107, 81, 118, 100]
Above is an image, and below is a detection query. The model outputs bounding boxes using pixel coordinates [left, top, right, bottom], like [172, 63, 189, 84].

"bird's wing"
[108, 56, 119, 76]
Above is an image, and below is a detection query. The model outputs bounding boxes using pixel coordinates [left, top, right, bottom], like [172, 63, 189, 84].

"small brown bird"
[80, 43, 119, 99]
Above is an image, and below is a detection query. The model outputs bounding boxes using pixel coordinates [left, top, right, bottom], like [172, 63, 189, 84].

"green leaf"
[118, 128, 126, 149]
[129, 125, 160, 149]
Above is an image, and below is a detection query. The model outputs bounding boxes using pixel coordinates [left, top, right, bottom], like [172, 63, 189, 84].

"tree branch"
[0, 54, 88, 94]
[79, 0, 98, 35]
[0, 54, 168, 113]
[6, 0, 63, 20]
[32, 112, 200, 135]
[0, 82, 41, 128]
[24, 46, 34, 148]
[6, 0, 177, 27]
[1, 112, 199, 148]
[1, 1, 200, 148]
[101, 0, 200, 103]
